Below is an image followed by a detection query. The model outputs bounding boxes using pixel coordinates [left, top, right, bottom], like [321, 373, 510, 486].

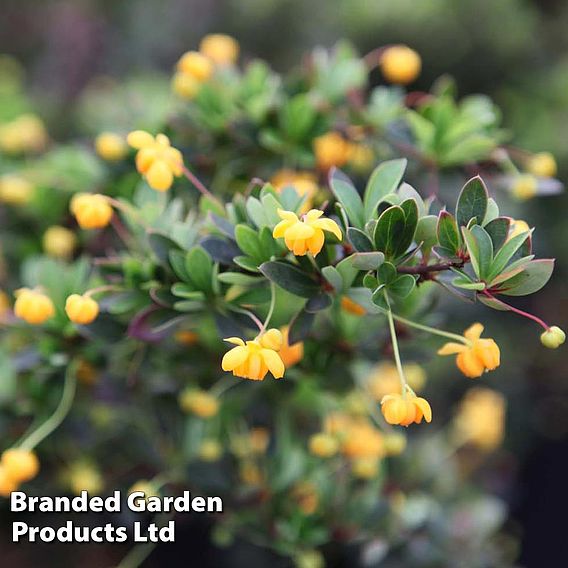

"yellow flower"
[172, 71, 201, 99]
[273, 209, 342, 257]
[95, 132, 127, 161]
[222, 328, 285, 380]
[379, 45, 421, 85]
[65, 294, 99, 325]
[367, 361, 426, 400]
[340, 422, 385, 458]
[176, 51, 214, 81]
[381, 392, 432, 426]
[308, 433, 339, 458]
[511, 174, 537, 200]
[351, 458, 380, 479]
[43, 226, 76, 259]
[341, 296, 366, 316]
[348, 143, 374, 172]
[68, 463, 103, 495]
[1, 448, 39, 483]
[179, 389, 219, 418]
[0, 174, 35, 205]
[540, 326, 565, 349]
[14, 288, 55, 325]
[127, 130, 183, 192]
[70, 193, 113, 229]
[527, 152, 557, 178]
[437, 323, 500, 378]
[199, 439, 223, 462]
[292, 481, 319, 515]
[454, 388, 506, 451]
[509, 219, 530, 240]
[278, 326, 304, 368]
[0, 113, 47, 154]
[0, 465, 19, 497]
[313, 131, 350, 170]
[199, 34, 239, 65]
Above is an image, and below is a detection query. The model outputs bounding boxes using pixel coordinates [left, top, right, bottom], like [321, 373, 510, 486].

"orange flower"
[14, 288, 55, 325]
[273, 209, 342, 256]
[65, 294, 99, 325]
[1, 448, 39, 483]
[437, 323, 500, 378]
[313, 132, 350, 170]
[222, 329, 285, 380]
[70, 193, 113, 229]
[341, 296, 366, 316]
[278, 326, 304, 367]
[381, 392, 432, 426]
[379, 45, 421, 85]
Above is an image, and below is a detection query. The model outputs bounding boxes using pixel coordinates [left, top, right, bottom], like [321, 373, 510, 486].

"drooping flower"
[222, 329, 285, 380]
[273, 209, 342, 257]
[540, 326, 565, 349]
[379, 45, 421, 85]
[278, 326, 304, 368]
[313, 132, 350, 170]
[381, 392, 432, 426]
[179, 389, 219, 418]
[1, 448, 39, 483]
[43, 226, 76, 259]
[14, 288, 55, 325]
[65, 294, 99, 325]
[340, 422, 385, 458]
[199, 34, 239, 65]
[127, 130, 183, 191]
[437, 323, 500, 378]
[70, 193, 113, 229]
[453, 387, 506, 451]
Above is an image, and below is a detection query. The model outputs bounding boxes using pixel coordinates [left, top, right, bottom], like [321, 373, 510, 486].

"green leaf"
[373, 205, 405, 259]
[329, 168, 364, 228]
[461, 227, 480, 278]
[452, 277, 486, 291]
[321, 266, 343, 292]
[483, 198, 499, 224]
[147, 232, 181, 265]
[259, 261, 320, 298]
[185, 247, 213, 293]
[347, 227, 374, 252]
[378, 261, 397, 284]
[169, 250, 191, 282]
[496, 259, 554, 296]
[437, 211, 460, 255]
[233, 256, 260, 272]
[389, 274, 416, 298]
[335, 256, 359, 289]
[484, 217, 510, 251]
[487, 231, 530, 282]
[217, 272, 263, 286]
[363, 158, 407, 220]
[350, 252, 385, 270]
[415, 215, 438, 249]
[171, 283, 205, 300]
[399, 198, 419, 255]
[456, 176, 488, 227]
[235, 224, 263, 261]
[469, 225, 493, 280]
[288, 307, 316, 343]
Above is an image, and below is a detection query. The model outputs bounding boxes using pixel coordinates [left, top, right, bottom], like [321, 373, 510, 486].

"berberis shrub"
[0, 36, 564, 566]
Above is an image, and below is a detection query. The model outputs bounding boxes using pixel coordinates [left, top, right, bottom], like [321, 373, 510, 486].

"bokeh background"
[1, 0, 567, 566]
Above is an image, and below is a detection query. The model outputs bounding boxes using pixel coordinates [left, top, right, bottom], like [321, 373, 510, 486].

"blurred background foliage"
[1, 0, 567, 566]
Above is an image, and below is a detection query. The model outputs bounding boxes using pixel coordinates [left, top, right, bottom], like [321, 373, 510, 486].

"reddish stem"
[181, 165, 217, 201]
[481, 290, 550, 330]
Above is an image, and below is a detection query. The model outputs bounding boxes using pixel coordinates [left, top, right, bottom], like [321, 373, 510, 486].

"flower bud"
[1, 448, 39, 483]
[14, 288, 55, 325]
[0, 174, 35, 205]
[199, 34, 239, 65]
[70, 193, 113, 229]
[527, 152, 557, 178]
[380, 45, 421, 85]
[308, 433, 339, 457]
[176, 51, 214, 81]
[95, 132, 127, 161]
[0, 465, 19, 497]
[43, 225, 76, 259]
[65, 294, 99, 325]
[540, 326, 566, 349]
[179, 389, 219, 418]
